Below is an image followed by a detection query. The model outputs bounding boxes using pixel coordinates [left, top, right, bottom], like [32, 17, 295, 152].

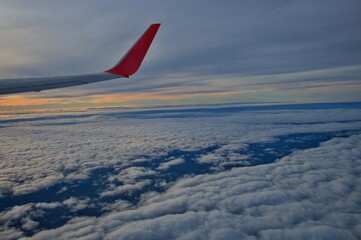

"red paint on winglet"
[105, 23, 161, 77]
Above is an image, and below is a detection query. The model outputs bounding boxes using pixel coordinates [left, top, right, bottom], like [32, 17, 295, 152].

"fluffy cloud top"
[25, 133, 361, 240]
[0, 104, 360, 239]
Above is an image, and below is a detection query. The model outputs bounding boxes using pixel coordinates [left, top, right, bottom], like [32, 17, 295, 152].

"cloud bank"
[24, 133, 361, 240]
[0, 104, 360, 239]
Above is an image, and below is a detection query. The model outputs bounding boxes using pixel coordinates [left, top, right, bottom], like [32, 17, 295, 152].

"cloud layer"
[0, 103, 360, 239]
[21, 132, 361, 240]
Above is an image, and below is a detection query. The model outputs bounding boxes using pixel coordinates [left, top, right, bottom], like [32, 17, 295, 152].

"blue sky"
[0, 0, 360, 110]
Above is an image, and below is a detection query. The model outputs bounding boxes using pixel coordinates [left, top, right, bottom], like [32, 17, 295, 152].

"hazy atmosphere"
[0, 0, 360, 110]
[1, 1, 361, 240]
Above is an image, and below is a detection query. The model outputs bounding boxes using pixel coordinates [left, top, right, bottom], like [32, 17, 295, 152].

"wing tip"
[105, 23, 161, 77]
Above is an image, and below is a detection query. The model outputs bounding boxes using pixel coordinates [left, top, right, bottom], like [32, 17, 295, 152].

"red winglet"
[105, 23, 161, 78]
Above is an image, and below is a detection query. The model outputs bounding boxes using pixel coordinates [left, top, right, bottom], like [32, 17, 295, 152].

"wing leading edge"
[0, 23, 161, 95]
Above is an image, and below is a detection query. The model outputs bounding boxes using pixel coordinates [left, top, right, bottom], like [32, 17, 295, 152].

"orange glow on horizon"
[0, 89, 247, 110]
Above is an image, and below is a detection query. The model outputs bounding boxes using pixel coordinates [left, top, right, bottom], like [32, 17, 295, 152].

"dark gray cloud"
[0, 0, 360, 100]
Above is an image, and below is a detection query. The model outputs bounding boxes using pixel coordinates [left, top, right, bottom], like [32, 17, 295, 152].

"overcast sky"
[0, 0, 360, 110]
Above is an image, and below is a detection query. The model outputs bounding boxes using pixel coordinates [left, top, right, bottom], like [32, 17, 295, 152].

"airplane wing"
[0, 23, 161, 95]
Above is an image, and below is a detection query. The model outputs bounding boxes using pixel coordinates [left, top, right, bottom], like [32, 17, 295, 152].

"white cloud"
[21, 132, 361, 240]
[0, 204, 42, 239]
[34, 202, 62, 209]
[26, 217, 101, 240]
[259, 226, 356, 240]
[109, 167, 157, 184]
[100, 180, 151, 198]
[0, 204, 33, 222]
[0, 105, 360, 239]
[0, 228, 23, 240]
[21, 217, 39, 232]
[157, 158, 184, 170]
[63, 197, 93, 212]
[101, 199, 133, 212]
